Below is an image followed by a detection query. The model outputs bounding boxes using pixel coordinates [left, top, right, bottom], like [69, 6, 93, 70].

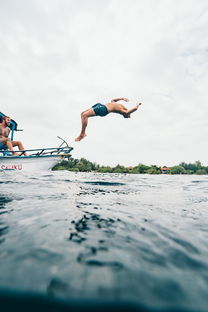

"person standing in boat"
[0, 116, 28, 156]
[75, 98, 142, 141]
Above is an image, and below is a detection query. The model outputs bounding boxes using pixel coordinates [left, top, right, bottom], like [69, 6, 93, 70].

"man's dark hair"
[2, 116, 10, 121]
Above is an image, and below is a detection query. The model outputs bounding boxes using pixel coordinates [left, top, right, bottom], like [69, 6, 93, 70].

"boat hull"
[0, 155, 65, 171]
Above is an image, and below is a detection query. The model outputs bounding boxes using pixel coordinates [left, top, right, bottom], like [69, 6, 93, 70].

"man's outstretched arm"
[111, 97, 129, 102]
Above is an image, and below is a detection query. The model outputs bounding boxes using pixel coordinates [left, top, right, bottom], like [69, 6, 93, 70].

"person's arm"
[0, 125, 3, 137]
[111, 97, 129, 102]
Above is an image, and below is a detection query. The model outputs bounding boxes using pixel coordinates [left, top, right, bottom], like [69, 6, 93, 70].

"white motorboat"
[0, 112, 73, 172]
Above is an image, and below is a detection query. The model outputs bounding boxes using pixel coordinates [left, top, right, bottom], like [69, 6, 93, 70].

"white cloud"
[0, 0, 208, 166]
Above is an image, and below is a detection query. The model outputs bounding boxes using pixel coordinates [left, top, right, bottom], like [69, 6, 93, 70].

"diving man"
[75, 98, 142, 141]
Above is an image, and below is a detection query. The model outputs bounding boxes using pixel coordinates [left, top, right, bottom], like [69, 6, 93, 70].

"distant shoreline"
[53, 158, 208, 175]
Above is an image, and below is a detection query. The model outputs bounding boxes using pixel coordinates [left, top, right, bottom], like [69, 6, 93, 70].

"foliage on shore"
[53, 158, 208, 175]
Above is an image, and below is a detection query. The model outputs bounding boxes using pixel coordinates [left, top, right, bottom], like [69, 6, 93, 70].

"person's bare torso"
[105, 102, 123, 113]
[0, 124, 10, 139]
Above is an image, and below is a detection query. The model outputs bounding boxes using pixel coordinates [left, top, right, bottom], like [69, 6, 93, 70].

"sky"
[0, 0, 208, 167]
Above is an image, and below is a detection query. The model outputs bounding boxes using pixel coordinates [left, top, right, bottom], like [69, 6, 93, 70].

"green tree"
[135, 164, 150, 173]
[53, 158, 207, 175]
[146, 165, 160, 174]
[97, 166, 113, 173]
[195, 169, 207, 175]
[170, 166, 186, 174]
[179, 161, 203, 174]
[112, 165, 129, 173]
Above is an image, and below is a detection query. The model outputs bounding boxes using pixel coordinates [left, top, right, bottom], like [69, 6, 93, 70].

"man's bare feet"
[12, 152, 19, 156]
[75, 134, 86, 142]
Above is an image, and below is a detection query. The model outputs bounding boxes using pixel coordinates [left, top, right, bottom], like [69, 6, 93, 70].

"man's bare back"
[106, 100, 141, 117]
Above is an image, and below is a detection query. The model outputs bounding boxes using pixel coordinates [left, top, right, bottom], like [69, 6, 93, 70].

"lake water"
[0, 171, 208, 311]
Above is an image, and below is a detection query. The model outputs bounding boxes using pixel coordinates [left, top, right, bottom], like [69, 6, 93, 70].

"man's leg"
[11, 141, 28, 156]
[75, 108, 96, 141]
[5, 140, 19, 155]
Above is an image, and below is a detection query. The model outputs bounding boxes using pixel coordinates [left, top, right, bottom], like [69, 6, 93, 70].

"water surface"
[0, 171, 208, 311]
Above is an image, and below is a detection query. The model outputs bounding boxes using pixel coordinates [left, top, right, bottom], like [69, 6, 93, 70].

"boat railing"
[0, 147, 73, 157]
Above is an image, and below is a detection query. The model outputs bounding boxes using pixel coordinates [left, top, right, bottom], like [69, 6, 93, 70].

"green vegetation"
[53, 158, 208, 175]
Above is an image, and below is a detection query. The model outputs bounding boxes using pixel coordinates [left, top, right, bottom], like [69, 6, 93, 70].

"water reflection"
[0, 195, 12, 244]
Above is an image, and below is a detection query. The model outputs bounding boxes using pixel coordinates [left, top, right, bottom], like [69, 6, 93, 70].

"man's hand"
[123, 98, 129, 102]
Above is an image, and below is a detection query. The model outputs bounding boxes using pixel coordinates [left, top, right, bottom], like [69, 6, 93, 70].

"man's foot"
[75, 134, 86, 142]
[12, 152, 19, 156]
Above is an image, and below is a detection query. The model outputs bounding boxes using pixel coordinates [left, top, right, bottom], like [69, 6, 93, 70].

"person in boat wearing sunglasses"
[75, 98, 142, 142]
[0, 116, 28, 156]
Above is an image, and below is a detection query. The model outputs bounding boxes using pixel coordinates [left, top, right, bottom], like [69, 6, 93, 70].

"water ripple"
[0, 173, 208, 311]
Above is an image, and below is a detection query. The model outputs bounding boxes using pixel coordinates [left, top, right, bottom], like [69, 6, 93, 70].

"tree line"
[53, 159, 208, 175]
